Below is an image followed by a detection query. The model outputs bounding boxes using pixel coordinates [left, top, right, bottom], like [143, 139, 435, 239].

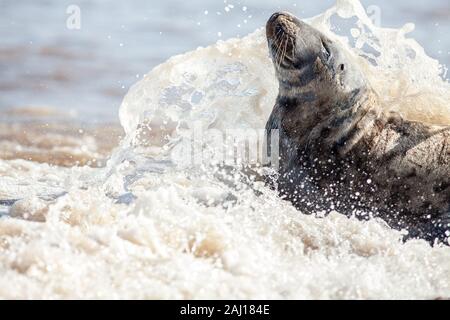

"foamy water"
[1, 0, 449, 299]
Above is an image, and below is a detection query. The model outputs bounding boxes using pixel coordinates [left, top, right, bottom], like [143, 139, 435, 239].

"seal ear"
[321, 39, 332, 61]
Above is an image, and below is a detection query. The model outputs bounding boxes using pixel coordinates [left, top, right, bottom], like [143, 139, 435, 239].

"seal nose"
[266, 11, 297, 39]
[268, 12, 282, 24]
[268, 11, 292, 24]
[267, 11, 287, 39]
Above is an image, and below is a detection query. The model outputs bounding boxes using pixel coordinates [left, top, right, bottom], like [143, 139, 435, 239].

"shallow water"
[0, 0, 449, 121]
[0, 0, 449, 299]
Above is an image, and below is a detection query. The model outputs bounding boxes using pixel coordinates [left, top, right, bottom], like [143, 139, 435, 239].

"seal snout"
[268, 11, 294, 24]
[266, 11, 299, 42]
[266, 11, 300, 68]
[267, 12, 285, 25]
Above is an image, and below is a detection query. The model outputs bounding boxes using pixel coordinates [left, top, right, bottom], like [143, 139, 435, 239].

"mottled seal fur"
[265, 12, 450, 245]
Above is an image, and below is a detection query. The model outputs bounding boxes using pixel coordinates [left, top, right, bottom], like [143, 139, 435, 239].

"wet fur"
[265, 12, 450, 245]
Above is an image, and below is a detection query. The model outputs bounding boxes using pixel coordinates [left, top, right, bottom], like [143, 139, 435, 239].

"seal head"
[266, 12, 365, 100]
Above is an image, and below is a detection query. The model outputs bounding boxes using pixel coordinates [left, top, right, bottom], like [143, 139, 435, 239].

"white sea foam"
[0, 0, 449, 299]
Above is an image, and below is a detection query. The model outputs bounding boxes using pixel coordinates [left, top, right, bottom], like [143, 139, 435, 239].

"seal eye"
[340, 64, 345, 71]
[321, 40, 332, 61]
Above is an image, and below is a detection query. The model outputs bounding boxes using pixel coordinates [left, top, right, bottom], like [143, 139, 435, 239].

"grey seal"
[265, 12, 450, 245]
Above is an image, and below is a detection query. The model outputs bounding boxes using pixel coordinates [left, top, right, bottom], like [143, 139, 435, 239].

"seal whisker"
[279, 35, 289, 68]
[276, 36, 284, 68]
[273, 35, 284, 62]
[274, 27, 284, 43]
[281, 35, 296, 64]
[271, 30, 284, 66]
[275, 34, 286, 68]
[272, 28, 284, 56]
[280, 35, 289, 67]
[290, 37, 296, 61]
[282, 36, 289, 66]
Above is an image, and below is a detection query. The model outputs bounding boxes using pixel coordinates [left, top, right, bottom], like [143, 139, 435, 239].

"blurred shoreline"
[0, 107, 123, 167]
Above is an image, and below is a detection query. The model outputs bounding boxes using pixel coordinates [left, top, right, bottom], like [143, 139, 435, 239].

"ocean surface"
[0, 0, 449, 122]
[0, 0, 449, 299]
